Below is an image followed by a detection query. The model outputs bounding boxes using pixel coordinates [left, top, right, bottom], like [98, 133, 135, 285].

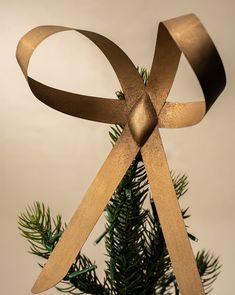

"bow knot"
[16, 13, 226, 295]
[128, 93, 158, 146]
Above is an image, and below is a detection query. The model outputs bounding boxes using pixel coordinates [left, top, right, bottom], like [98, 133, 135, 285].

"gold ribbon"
[16, 13, 226, 295]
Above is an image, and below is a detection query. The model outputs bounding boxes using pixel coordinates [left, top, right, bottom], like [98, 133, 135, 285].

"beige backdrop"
[1, 0, 234, 294]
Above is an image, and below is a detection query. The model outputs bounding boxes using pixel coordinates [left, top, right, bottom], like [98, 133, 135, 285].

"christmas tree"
[18, 69, 220, 295]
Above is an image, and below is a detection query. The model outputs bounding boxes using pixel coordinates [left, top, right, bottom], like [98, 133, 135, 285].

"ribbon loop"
[147, 13, 226, 128]
[16, 25, 145, 124]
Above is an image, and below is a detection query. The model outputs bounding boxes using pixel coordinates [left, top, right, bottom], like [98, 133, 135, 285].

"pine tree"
[18, 69, 221, 295]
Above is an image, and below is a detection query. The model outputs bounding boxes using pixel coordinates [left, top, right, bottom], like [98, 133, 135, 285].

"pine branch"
[196, 250, 221, 294]
[18, 202, 63, 259]
[18, 202, 108, 295]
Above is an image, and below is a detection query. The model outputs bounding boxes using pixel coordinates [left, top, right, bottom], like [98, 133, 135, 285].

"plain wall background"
[1, 0, 234, 294]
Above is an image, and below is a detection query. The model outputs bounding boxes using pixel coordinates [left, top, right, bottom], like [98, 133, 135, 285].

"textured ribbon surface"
[16, 13, 226, 295]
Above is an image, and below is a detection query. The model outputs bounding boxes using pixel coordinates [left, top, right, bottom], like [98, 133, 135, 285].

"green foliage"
[196, 250, 221, 294]
[18, 68, 221, 294]
[103, 153, 169, 294]
[18, 202, 63, 259]
[18, 202, 108, 294]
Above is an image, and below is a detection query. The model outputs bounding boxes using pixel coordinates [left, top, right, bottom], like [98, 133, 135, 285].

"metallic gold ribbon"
[16, 13, 226, 295]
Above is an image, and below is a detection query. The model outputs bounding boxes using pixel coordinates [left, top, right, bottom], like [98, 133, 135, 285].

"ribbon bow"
[16, 13, 226, 295]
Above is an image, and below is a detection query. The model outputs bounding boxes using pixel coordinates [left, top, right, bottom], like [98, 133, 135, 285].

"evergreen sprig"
[18, 202, 108, 294]
[18, 68, 221, 294]
[197, 250, 221, 294]
[18, 202, 63, 259]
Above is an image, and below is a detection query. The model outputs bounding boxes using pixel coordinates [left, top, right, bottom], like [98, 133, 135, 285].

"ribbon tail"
[32, 126, 139, 293]
[141, 128, 205, 295]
